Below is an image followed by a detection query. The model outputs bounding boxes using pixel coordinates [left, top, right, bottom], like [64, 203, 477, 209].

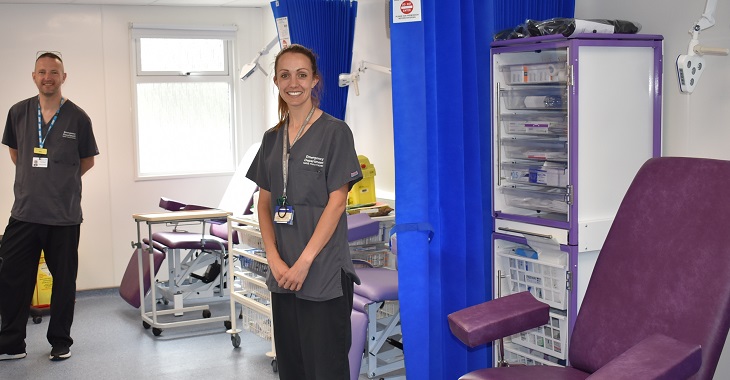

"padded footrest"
[119, 243, 166, 308]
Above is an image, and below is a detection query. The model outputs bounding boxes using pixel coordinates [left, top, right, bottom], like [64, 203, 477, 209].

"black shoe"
[0, 351, 26, 361]
[49, 346, 71, 361]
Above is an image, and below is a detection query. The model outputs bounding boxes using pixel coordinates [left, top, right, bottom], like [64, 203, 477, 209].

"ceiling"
[0, 0, 270, 7]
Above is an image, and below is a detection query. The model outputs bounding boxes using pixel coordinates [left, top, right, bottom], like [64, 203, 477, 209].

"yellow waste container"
[348, 155, 377, 206]
[32, 252, 53, 308]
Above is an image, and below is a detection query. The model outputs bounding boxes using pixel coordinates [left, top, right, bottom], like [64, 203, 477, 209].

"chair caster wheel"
[231, 333, 241, 348]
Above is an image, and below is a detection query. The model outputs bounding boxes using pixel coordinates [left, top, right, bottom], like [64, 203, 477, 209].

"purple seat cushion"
[460, 366, 589, 380]
[568, 157, 730, 379]
[354, 267, 398, 301]
[587, 334, 701, 380]
[152, 231, 227, 250]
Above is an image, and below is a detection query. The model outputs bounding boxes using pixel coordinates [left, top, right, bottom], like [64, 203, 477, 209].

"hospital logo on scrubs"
[303, 155, 324, 168]
[62, 131, 77, 140]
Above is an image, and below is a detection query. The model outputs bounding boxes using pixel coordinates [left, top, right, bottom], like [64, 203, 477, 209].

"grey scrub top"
[3, 96, 99, 225]
[247, 112, 363, 301]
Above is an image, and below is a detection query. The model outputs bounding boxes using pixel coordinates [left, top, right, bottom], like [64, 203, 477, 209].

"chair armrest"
[587, 334, 701, 380]
[447, 291, 549, 348]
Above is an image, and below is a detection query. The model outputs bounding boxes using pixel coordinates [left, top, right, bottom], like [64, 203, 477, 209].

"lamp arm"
[692, 0, 717, 33]
[260, 36, 279, 56]
[359, 60, 392, 75]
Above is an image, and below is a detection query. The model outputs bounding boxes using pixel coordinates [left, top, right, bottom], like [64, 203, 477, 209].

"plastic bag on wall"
[494, 18, 642, 41]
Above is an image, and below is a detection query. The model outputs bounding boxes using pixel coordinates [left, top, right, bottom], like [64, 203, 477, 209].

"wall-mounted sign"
[393, 0, 421, 23]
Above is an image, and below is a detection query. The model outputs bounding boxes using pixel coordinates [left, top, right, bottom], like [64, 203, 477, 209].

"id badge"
[32, 157, 49, 168]
[274, 205, 294, 225]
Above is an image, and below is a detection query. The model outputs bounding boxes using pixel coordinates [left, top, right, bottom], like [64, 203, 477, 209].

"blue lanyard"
[37, 97, 65, 149]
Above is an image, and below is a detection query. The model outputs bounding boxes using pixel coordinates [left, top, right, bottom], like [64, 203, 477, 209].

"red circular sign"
[401, 0, 413, 14]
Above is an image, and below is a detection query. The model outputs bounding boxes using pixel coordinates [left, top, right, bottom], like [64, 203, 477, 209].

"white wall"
[0, 4, 269, 290]
[574, 2, 730, 378]
[345, 0, 395, 201]
[575, 0, 730, 160]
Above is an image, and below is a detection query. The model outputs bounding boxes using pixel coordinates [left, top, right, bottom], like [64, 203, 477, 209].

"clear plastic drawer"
[501, 114, 567, 136]
[501, 138, 568, 162]
[500, 61, 568, 85]
[501, 162, 568, 187]
[500, 87, 567, 110]
[501, 186, 568, 214]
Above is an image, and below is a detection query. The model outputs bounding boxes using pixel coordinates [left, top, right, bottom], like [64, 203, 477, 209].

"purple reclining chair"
[448, 157, 730, 380]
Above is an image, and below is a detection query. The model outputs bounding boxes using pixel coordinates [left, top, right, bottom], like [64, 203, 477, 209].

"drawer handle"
[498, 227, 553, 239]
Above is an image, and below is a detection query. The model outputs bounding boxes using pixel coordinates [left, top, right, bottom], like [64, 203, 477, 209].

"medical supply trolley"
[226, 214, 278, 372]
[489, 34, 663, 366]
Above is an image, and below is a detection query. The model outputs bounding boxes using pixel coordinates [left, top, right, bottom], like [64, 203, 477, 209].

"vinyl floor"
[1, 288, 282, 380]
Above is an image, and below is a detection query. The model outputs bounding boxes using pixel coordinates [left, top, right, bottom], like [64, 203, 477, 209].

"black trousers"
[271, 270, 354, 380]
[0, 218, 79, 352]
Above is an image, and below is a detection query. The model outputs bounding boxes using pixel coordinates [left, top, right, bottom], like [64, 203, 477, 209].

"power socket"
[676, 54, 706, 93]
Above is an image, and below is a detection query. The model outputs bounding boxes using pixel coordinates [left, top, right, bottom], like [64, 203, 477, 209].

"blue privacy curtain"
[389, 1, 574, 379]
[270, 0, 358, 120]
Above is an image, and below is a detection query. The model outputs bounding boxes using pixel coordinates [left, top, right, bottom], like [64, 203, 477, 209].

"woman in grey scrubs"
[246, 44, 363, 380]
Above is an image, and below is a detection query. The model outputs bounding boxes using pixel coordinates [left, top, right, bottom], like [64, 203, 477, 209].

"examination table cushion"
[354, 267, 398, 302]
[347, 213, 380, 242]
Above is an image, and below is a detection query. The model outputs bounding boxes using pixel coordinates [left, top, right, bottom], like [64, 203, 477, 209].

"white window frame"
[130, 23, 239, 180]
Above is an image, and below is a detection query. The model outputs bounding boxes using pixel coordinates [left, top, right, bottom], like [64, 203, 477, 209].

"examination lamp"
[338, 60, 392, 96]
[676, 0, 728, 93]
[240, 36, 279, 81]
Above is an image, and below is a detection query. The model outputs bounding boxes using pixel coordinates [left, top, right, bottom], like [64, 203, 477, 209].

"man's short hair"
[36, 51, 63, 63]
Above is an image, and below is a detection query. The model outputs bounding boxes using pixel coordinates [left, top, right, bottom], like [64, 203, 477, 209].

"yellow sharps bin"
[348, 155, 376, 206]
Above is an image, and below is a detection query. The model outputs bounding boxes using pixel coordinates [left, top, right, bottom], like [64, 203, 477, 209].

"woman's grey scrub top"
[246, 112, 363, 301]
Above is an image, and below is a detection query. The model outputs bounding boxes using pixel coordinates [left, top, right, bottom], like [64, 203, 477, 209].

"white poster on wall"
[393, 0, 421, 23]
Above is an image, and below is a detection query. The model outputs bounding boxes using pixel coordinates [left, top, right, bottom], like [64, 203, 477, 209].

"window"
[131, 24, 238, 178]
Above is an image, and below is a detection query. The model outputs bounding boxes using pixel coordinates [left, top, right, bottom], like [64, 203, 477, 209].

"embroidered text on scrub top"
[303, 155, 324, 168]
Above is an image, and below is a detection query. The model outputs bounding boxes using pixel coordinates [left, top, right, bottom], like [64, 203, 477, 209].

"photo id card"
[274, 205, 294, 225]
[32, 157, 49, 168]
